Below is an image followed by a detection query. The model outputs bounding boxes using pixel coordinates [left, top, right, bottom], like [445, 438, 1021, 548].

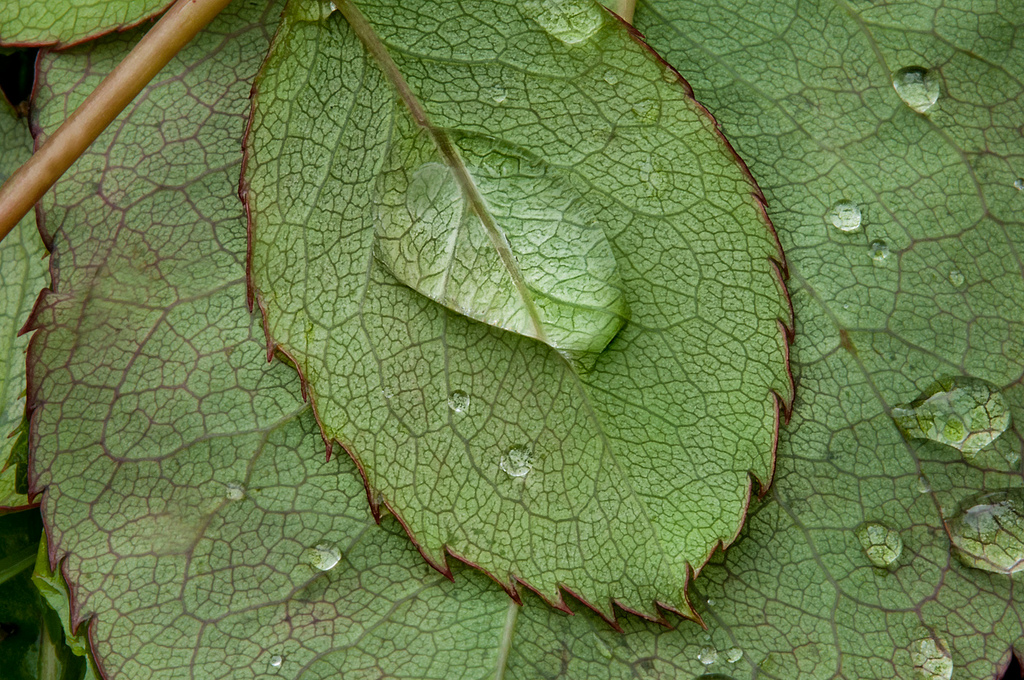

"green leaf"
[0, 100, 44, 511]
[619, 0, 1024, 675]
[245, 0, 791, 619]
[0, 0, 172, 47]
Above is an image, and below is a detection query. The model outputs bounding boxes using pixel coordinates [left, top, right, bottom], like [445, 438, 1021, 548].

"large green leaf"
[0, 0, 172, 47]
[244, 0, 792, 620]
[0, 101, 45, 511]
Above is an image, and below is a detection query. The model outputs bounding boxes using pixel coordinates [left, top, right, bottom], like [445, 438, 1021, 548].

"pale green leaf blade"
[0, 101, 45, 511]
[0, 0, 173, 48]
[245, 0, 792, 620]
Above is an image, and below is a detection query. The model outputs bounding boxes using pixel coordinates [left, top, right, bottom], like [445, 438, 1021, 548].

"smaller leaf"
[375, 121, 630, 363]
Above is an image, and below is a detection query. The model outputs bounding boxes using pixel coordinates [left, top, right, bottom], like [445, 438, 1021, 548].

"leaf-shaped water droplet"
[946, 489, 1024, 574]
[375, 128, 630, 364]
[909, 637, 952, 680]
[855, 521, 902, 567]
[893, 67, 940, 113]
[524, 0, 604, 44]
[891, 376, 1011, 456]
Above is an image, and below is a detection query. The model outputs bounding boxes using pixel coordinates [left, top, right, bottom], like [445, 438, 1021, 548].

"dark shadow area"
[1002, 651, 1023, 680]
[0, 49, 39, 111]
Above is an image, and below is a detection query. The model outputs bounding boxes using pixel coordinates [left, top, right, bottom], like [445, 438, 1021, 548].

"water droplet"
[631, 99, 659, 124]
[891, 376, 1011, 456]
[447, 390, 470, 413]
[698, 646, 718, 666]
[225, 483, 245, 501]
[909, 637, 952, 680]
[706, 597, 715, 606]
[948, 269, 965, 287]
[828, 200, 862, 232]
[723, 647, 743, 664]
[328, 1, 337, 11]
[304, 543, 342, 571]
[270, 655, 283, 668]
[525, 0, 603, 44]
[855, 521, 903, 567]
[893, 66, 940, 113]
[916, 476, 932, 494]
[500, 444, 533, 478]
[1014, 178, 1024, 191]
[869, 240, 890, 262]
[602, 70, 619, 85]
[946, 489, 1024, 574]
[489, 85, 507, 104]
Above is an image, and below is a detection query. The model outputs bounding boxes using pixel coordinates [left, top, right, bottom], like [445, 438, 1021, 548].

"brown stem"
[0, 0, 235, 243]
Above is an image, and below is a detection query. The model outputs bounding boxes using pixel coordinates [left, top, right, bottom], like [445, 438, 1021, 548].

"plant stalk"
[0, 0, 235, 243]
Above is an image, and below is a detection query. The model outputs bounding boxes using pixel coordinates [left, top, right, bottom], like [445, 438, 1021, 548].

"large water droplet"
[304, 543, 342, 571]
[856, 521, 903, 567]
[698, 646, 718, 666]
[500, 444, 534, 478]
[525, 0, 603, 44]
[893, 67, 940, 113]
[723, 647, 743, 664]
[948, 269, 965, 287]
[909, 637, 952, 680]
[270, 655, 284, 668]
[946, 489, 1024, 574]
[225, 483, 245, 501]
[828, 200, 862, 232]
[869, 240, 890, 262]
[891, 376, 1011, 456]
[447, 390, 470, 413]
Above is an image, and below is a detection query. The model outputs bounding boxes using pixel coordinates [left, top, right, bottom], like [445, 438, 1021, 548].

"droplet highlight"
[304, 543, 342, 571]
[225, 483, 245, 501]
[869, 240, 890, 262]
[270, 655, 283, 668]
[525, 0, 603, 44]
[916, 476, 932, 494]
[447, 390, 470, 413]
[1014, 178, 1024, 191]
[500, 444, 533, 478]
[947, 269, 965, 287]
[723, 647, 743, 664]
[946, 489, 1024, 574]
[855, 521, 903, 567]
[893, 67, 940, 113]
[698, 645, 718, 666]
[829, 200, 862, 232]
[891, 376, 1011, 456]
[909, 637, 952, 680]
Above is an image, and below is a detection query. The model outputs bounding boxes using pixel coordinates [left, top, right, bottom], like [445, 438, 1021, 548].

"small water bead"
[602, 70, 619, 85]
[891, 376, 1011, 456]
[916, 476, 932, 494]
[698, 646, 718, 666]
[500, 445, 534, 478]
[948, 269, 965, 287]
[893, 66, 940, 113]
[829, 200, 862, 232]
[946, 489, 1024, 574]
[270, 655, 283, 668]
[225, 483, 245, 501]
[909, 637, 952, 680]
[489, 85, 507, 104]
[723, 648, 743, 664]
[304, 543, 342, 571]
[1015, 178, 1024, 191]
[869, 240, 890, 262]
[855, 521, 903, 567]
[525, 0, 604, 44]
[447, 390, 470, 413]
